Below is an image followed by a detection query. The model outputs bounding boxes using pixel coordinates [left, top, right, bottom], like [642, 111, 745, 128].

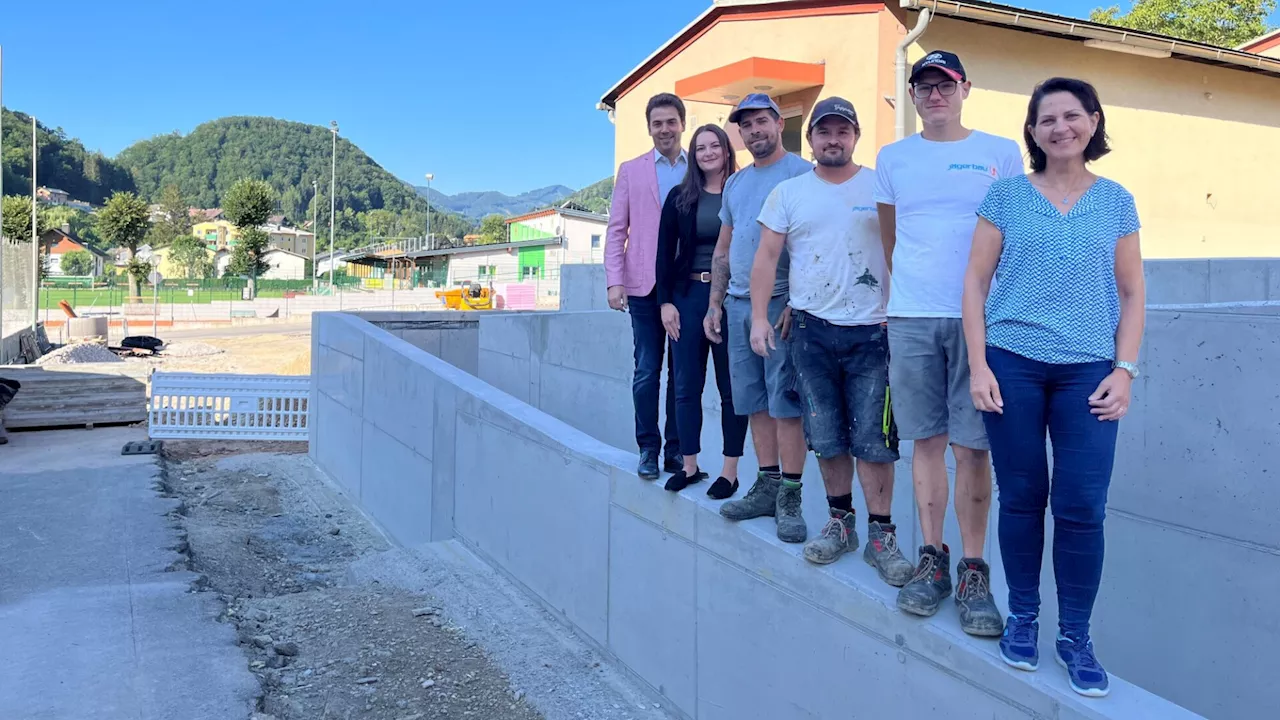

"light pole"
[311, 180, 318, 291]
[424, 173, 434, 247]
[31, 115, 38, 332]
[328, 121, 338, 293]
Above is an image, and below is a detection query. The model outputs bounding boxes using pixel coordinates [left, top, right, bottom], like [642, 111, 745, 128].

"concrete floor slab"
[0, 428, 259, 719]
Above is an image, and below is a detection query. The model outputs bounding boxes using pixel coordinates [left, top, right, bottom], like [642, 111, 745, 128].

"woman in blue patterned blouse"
[960, 77, 1145, 699]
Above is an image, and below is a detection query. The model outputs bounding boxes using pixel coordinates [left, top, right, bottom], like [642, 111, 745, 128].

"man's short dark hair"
[645, 93, 686, 124]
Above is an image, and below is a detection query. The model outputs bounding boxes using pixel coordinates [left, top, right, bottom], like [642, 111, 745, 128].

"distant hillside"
[1, 107, 135, 204]
[117, 116, 472, 246]
[414, 184, 574, 219]
[559, 177, 613, 214]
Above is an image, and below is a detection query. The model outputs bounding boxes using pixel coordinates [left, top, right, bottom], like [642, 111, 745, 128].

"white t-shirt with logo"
[873, 131, 1024, 318]
[758, 168, 887, 327]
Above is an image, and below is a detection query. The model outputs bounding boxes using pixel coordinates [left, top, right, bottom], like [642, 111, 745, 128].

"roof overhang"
[675, 57, 825, 104]
[1239, 28, 1280, 55]
[899, 0, 1280, 79]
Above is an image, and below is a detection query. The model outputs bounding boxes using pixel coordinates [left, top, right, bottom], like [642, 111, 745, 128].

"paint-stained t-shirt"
[758, 168, 886, 326]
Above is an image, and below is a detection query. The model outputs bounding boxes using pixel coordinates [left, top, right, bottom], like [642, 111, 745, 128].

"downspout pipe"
[895, 8, 932, 140]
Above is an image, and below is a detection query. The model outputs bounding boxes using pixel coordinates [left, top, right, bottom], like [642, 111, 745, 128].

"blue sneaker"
[1055, 633, 1110, 697]
[999, 615, 1039, 671]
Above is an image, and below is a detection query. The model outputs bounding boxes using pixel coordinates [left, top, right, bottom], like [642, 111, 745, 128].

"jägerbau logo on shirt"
[948, 163, 999, 178]
[851, 206, 876, 213]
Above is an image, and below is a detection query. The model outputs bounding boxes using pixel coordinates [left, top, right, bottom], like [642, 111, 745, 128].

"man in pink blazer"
[605, 93, 688, 480]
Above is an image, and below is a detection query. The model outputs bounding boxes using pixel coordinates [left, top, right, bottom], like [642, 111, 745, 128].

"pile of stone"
[35, 342, 123, 365]
[160, 341, 224, 358]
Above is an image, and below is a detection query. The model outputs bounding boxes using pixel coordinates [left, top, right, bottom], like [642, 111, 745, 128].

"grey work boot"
[863, 522, 916, 587]
[896, 544, 952, 617]
[956, 558, 1004, 637]
[803, 508, 858, 564]
[719, 472, 779, 521]
[774, 482, 807, 543]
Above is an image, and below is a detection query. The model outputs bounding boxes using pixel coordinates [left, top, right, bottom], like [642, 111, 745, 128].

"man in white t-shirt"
[874, 50, 1023, 636]
[750, 98, 915, 584]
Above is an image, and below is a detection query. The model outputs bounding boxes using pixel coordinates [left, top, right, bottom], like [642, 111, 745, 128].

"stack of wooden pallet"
[0, 364, 149, 430]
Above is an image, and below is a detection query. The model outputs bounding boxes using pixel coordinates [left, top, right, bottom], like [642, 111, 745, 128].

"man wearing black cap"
[706, 92, 814, 543]
[748, 98, 914, 583]
[874, 50, 1023, 635]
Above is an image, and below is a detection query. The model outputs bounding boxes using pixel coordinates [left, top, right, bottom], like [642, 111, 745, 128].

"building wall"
[448, 247, 521, 285]
[561, 215, 608, 265]
[609, 7, 1280, 259]
[611, 7, 886, 172]
[911, 17, 1280, 258]
[261, 252, 307, 280]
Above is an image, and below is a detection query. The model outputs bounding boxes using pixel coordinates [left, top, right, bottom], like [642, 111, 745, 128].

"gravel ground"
[161, 443, 674, 720]
[160, 341, 226, 358]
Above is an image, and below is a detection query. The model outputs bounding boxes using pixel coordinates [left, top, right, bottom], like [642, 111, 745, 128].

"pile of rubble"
[160, 342, 225, 358]
[35, 342, 123, 365]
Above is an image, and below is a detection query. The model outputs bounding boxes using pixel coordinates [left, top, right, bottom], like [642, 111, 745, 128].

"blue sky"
[1, 0, 1275, 195]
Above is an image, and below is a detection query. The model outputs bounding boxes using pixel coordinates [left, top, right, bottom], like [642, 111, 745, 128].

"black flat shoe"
[664, 468, 707, 492]
[706, 477, 738, 500]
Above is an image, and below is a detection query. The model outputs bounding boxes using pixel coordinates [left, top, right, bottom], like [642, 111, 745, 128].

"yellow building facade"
[601, 0, 1280, 258]
[192, 220, 314, 256]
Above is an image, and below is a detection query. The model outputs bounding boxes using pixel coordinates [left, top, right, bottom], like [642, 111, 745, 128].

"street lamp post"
[424, 173, 434, 248]
[329, 121, 338, 293]
[30, 115, 38, 332]
[311, 180, 318, 291]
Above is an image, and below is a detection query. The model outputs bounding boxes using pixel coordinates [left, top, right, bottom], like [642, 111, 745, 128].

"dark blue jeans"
[982, 346, 1118, 640]
[670, 281, 747, 458]
[629, 291, 679, 458]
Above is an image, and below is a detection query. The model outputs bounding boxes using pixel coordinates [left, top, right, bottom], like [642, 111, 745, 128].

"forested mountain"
[414, 184, 574, 219]
[559, 177, 613, 214]
[117, 117, 471, 248]
[1, 108, 135, 204]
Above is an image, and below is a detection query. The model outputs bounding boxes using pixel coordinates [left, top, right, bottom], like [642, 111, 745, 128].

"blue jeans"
[670, 281, 748, 458]
[788, 313, 898, 463]
[982, 346, 1118, 639]
[629, 291, 679, 457]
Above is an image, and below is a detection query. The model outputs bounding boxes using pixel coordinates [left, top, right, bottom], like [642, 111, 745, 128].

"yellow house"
[192, 220, 314, 256]
[599, 0, 1280, 258]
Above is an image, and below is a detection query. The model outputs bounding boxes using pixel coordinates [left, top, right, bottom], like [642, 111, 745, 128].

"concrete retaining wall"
[312, 311, 1197, 720]
[1145, 258, 1280, 304]
[560, 264, 609, 311]
[477, 307, 1276, 719]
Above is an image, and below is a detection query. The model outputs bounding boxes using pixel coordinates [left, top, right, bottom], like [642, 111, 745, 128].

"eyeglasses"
[912, 81, 959, 100]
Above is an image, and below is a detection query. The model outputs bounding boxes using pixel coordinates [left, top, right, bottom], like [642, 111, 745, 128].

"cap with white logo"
[808, 97, 859, 131]
[909, 51, 967, 84]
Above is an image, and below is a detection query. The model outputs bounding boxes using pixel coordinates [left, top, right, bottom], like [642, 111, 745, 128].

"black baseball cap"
[808, 97, 859, 131]
[728, 93, 782, 124]
[909, 51, 967, 84]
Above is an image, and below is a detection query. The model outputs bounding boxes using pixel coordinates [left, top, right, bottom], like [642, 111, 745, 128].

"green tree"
[223, 178, 275, 296]
[1090, 0, 1276, 46]
[60, 250, 94, 276]
[478, 214, 507, 245]
[1, 195, 50, 243]
[1, 108, 136, 205]
[168, 234, 213, 279]
[96, 191, 152, 302]
[144, 184, 194, 248]
[559, 177, 614, 214]
[43, 205, 103, 247]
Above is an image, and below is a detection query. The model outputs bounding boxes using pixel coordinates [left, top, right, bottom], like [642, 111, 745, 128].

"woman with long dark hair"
[962, 77, 1145, 698]
[655, 124, 748, 497]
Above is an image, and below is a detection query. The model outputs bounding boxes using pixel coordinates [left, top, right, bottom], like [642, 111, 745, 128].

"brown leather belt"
[689, 272, 711, 283]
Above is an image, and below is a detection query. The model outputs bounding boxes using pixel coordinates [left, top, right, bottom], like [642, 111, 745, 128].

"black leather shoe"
[706, 476, 739, 500]
[638, 450, 660, 480]
[663, 454, 683, 474]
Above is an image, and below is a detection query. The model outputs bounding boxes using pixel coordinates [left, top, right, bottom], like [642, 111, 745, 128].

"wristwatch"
[1113, 360, 1140, 379]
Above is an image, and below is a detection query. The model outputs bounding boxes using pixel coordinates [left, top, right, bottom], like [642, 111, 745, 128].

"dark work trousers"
[669, 281, 747, 458]
[628, 290, 680, 459]
[982, 345, 1118, 641]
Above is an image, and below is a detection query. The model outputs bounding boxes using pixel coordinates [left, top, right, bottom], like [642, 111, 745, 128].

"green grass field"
[40, 287, 289, 308]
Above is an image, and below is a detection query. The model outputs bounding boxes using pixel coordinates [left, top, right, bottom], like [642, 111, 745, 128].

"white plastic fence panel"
[149, 372, 310, 441]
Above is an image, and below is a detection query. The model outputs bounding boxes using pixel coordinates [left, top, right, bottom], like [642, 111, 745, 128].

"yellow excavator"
[436, 281, 495, 311]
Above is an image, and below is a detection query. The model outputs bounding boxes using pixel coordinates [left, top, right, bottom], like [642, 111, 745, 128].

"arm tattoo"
[710, 252, 730, 307]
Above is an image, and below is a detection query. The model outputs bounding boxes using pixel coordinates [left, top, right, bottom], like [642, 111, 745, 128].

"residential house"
[193, 219, 314, 256]
[41, 226, 108, 276]
[36, 187, 71, 206]
[1241, 29, 1280, 58]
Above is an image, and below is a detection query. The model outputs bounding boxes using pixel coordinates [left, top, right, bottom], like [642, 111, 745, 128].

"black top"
[655, 187, 724, 306]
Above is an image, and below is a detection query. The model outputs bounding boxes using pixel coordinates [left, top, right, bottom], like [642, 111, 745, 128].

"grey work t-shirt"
[719, 152, 813, 298]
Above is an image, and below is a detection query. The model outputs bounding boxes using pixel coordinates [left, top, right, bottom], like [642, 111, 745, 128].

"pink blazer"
[604, 151, 662, 297]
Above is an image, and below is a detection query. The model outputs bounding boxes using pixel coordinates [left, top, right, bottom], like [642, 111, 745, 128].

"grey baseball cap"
[808, 97, 859, 130]
[728, 93, 781, 124]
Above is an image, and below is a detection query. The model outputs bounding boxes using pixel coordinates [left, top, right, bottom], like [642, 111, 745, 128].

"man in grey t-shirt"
[704, 93, 813, 544]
